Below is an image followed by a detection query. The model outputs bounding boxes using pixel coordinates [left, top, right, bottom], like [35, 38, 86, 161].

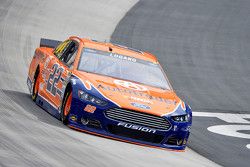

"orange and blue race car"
[27, 36, 192, 151]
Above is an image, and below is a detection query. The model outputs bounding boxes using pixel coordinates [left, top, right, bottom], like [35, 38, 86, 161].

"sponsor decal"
[84, 48, 157, 65]
[117, 122, 156, 134]
[130, 96, 153, 104]
[85, 48, 137, 63]
[99, 84, 176, 105]
[69, 115, 77, 122]
[84, 104, 96, 113]
[114, 79, 148, 91]
[109, 53, 137, 62]
[131, 102, 150, 110]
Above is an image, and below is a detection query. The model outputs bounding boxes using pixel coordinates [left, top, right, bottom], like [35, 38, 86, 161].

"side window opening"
[62, 42, 76, 63]
[54, 40, 78, 68]
[53, 40, 71, 59]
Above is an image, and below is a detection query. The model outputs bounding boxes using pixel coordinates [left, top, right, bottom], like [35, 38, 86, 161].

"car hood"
[74, 71, 182, 116]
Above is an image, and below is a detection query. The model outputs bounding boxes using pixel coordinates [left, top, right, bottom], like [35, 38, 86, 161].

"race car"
[27, 36, 192, 151]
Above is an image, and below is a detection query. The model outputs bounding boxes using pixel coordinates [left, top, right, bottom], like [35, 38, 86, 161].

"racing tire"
[61, 89, 73, 125]
[31, 69, 40, 101]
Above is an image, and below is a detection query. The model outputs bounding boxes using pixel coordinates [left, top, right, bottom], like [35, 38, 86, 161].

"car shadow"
[2, 89, 68, 129]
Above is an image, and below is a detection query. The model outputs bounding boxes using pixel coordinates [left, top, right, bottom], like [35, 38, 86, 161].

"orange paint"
[84, 104, 96, 113]
[28, 36, 182, 115]
[27, 36, 189, 151]
[28, 36, 181, 115]
[74, 71, 180, 116]
[64, 92, 72, 116]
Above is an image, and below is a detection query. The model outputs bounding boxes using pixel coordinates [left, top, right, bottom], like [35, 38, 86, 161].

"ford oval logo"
[131, 102, 150, 110]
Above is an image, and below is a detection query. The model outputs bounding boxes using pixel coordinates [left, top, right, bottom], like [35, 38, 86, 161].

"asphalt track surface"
[0, 0, 220, 167]
[111, 0, 250, 167]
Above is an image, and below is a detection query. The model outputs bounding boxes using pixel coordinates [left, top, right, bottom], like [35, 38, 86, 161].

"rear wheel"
[61, 89, 72, 125]
[31, 69, 40, 101]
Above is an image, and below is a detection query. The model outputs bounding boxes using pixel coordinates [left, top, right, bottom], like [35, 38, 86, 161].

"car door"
[42, 39, 78, 109]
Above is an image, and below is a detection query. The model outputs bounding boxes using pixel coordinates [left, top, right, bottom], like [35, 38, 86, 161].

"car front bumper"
[68, 98, 191, 151]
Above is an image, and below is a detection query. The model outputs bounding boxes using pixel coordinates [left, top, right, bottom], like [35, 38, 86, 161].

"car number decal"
[46, 64, 64, 96]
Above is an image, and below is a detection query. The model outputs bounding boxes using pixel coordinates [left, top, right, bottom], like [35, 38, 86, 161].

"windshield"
[78, 48, 171, 90]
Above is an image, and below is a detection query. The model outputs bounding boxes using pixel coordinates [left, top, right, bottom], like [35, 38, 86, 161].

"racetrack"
[1, 0, 250, 166]
[0, 0, 220, 167]
[112, 0, 250, 167]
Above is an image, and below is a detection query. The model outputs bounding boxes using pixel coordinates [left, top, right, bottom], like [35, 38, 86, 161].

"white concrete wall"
[0, 0, 137, 92]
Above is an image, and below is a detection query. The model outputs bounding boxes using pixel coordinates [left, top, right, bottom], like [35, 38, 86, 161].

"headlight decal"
[172, 115, 189, 122]
[73, 75, 121, 107]
[78, 90, 107, 106]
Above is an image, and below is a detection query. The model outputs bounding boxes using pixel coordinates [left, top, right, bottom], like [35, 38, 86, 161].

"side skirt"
[36, 93, 61, 120]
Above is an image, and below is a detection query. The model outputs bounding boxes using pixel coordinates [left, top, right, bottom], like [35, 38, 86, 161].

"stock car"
[27, 36, 192, 151]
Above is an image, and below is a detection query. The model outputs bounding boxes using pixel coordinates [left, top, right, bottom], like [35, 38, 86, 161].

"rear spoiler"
[40, 38, 62, 48]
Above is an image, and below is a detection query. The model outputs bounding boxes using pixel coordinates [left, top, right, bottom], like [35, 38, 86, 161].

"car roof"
[72, 37, 158, 63]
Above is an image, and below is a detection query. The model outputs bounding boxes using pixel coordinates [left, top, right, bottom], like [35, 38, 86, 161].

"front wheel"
[61, 90, 72, 125]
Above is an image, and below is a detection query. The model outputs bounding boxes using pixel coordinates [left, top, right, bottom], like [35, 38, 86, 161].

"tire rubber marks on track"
[193, 112, 250, 149]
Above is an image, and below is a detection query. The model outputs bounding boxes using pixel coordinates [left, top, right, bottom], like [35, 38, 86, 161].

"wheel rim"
[64, 92, 72, 117]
